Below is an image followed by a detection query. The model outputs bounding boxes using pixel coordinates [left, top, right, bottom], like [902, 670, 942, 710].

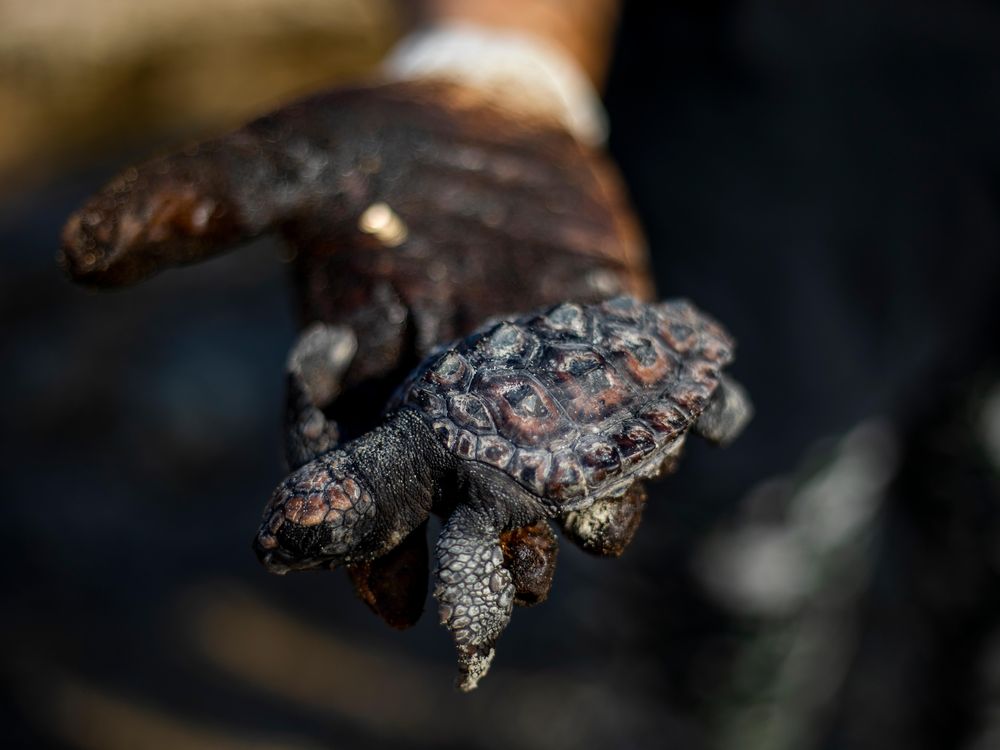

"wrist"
[416, 0, 619, 85]
[382, 21, 608, 145]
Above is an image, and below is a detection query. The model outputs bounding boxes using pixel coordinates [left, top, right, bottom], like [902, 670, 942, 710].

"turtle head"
[253, 450, 376, 574]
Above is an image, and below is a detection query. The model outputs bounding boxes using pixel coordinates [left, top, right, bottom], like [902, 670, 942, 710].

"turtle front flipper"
[347, 521, 429, 629]
[284, 322, 358, 470]
[286, 326, 434, 630]
[434, 505, 516, 692]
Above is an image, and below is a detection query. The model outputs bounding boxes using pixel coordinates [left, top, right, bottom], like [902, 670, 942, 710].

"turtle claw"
[456, 644, 496, 692]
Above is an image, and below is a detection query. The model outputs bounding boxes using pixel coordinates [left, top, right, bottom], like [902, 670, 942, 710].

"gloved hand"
[61, 22, 653, 630]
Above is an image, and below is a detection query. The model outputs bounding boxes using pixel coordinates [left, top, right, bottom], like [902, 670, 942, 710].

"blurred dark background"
[2, 1, 1000, 748]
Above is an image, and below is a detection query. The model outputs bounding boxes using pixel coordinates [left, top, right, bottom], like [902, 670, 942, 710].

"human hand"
[61, 22, 653, 631]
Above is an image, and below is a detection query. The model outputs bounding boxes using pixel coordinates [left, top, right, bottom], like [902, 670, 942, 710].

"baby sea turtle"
[253, 296, 751, 690]
[59, 80, 651, 628]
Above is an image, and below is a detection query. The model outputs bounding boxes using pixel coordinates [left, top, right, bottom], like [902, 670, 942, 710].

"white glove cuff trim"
[383, 21, 608, 145]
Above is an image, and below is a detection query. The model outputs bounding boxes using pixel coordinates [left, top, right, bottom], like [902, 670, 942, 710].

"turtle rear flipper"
[694, 375, 753, 446]
[561, 482, 648, 557]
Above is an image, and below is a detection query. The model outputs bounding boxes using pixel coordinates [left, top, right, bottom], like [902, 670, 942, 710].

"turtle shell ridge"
[392, 297, 735, 508]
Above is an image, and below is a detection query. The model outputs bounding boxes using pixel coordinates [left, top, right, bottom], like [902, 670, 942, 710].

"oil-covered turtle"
[253, 296, 752, 690]
[59, 79, 650, 628]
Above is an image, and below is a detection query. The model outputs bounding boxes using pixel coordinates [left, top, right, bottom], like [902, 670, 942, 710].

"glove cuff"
[382, 21, 608, 146]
